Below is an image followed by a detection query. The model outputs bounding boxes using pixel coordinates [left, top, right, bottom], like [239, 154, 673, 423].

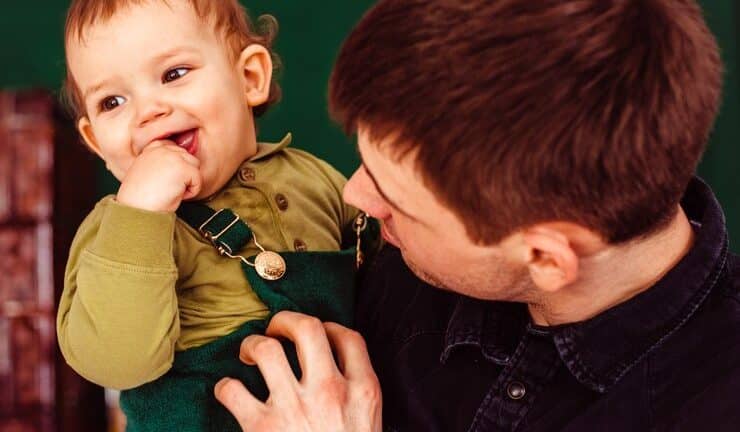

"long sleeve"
[57, 197, 181, 390]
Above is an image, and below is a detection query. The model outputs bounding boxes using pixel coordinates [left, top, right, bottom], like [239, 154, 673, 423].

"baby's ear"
[77, 117, 103, 158]
[237, 44, 273, 107]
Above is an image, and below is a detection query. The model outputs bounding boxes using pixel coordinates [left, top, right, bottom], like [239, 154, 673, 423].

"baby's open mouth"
[166, 129, 198, 155]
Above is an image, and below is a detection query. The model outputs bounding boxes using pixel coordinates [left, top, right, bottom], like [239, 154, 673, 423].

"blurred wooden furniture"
[0, 90, 106, 431]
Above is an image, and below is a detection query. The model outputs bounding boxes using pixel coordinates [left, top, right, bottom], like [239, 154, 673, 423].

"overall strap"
[176, 201, 297, 313]
[176, 201, 253, 256]
[175, 201, 376, 322]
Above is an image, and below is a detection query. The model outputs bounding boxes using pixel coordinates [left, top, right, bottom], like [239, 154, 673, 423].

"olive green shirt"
[57, 134, 358, 390]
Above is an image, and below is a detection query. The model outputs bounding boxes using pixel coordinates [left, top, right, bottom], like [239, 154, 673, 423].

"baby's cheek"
[197, 90, 219, 113]
[188, 81, 226, 115]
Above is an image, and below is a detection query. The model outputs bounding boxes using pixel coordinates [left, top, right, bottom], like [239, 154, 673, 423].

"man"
[213, 0, 739, 430]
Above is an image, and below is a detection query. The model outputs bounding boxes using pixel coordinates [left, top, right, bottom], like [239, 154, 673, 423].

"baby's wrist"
[116, 186, 180, 213]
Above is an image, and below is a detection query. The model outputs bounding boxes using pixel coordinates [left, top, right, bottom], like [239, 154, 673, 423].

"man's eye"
[163, 67, 190, 83]
[100, 96, 126, 112]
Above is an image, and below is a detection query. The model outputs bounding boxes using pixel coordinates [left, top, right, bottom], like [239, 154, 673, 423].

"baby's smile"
[164, 129, 199, 155]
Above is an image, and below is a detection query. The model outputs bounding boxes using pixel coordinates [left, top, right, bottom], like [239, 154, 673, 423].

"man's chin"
[398, 250, 451, 291]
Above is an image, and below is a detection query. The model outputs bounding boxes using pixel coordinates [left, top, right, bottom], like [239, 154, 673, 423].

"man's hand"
[116, 141, 202, 212]
[214, 311, 382, 432]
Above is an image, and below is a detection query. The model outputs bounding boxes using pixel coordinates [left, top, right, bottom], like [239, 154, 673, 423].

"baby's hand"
[116, 141, 202, 212]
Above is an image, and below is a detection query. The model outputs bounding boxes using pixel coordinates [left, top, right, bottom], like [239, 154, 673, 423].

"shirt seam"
[607, 241, 728, 385]
[561, 238, 729, 393]
[81, 249, 178, 275]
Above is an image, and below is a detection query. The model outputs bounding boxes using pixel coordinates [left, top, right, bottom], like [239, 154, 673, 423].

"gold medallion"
[254, 251, 287, 280]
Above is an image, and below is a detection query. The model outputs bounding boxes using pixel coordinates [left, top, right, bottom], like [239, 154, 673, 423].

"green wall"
[698, 1, 740, 251]
[0, 0, 374, 178]
[1, 1, 738, 250]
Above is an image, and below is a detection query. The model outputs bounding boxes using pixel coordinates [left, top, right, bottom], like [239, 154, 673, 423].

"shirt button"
[238, 166, 255, 183]
[275, 193, 289, 211]
[294, 239, 307, 252]
[506, 381, 526, 400]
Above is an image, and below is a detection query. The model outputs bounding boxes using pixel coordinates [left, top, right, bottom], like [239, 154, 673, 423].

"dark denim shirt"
[356, 178, 740, 431]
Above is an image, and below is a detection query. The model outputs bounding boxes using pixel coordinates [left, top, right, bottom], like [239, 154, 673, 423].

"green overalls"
[119, 203, 378, 431]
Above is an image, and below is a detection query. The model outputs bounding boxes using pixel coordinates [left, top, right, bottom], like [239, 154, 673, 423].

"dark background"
[1, 0, 737, 249]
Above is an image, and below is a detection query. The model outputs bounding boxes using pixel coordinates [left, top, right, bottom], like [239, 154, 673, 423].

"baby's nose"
[136, 99, 172, 127]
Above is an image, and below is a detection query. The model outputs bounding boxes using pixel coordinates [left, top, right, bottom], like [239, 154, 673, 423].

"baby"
[56, 0, 374, 430]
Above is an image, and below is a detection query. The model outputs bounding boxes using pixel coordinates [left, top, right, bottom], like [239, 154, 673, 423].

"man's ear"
[77, 116, 103, 158]
[521, 226, 581, 293]
[237, 44, 273, 107]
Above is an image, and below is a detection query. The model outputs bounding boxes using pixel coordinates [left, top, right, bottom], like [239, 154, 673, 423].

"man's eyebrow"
[361, 161, 420, 222]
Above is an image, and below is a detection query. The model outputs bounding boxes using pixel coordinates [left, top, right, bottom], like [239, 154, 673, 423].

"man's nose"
[343, 167, 391, 220]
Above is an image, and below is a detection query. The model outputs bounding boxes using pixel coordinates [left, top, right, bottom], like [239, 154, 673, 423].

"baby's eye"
[100, 96, 126, 112]
[162, 67, 190, 83]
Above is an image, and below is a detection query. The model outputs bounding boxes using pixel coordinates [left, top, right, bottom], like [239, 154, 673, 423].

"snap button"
[506, 381, 526, 400]
[238, 166, 255, 183]
[294, 239, 307, 252]
[275, 193, 289, 211]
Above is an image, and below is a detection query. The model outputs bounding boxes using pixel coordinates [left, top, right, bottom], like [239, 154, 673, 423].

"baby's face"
[67, 0, 258, 199]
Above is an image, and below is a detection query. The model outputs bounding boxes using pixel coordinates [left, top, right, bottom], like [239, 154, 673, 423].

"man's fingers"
[214, 377, 262, 429]
[264, 311, 339, 381]
[323, 322, 375, 381]
[239, 334, 299, 399]
[217, 318, 382, 431]
[324, 322, 382, 423]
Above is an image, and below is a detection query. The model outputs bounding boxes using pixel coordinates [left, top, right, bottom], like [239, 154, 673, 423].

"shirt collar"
[441, 177, 729, 393]
[554, 177, 729, 392]
[249, 132, 293, 162]
[441, 296, 528, 365]
[218, 133, 293, 192]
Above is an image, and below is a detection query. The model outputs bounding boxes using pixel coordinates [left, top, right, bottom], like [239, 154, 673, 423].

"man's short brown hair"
[330, 0, 722, 244]
[63, 0, 281, 120]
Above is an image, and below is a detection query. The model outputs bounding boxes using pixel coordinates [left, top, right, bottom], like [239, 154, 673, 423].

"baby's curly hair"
[62, 0, 281, 120]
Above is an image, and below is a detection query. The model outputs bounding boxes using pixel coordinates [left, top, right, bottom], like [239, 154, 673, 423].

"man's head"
[64, 0, 280, 198]
[331, 0, 722, 298]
